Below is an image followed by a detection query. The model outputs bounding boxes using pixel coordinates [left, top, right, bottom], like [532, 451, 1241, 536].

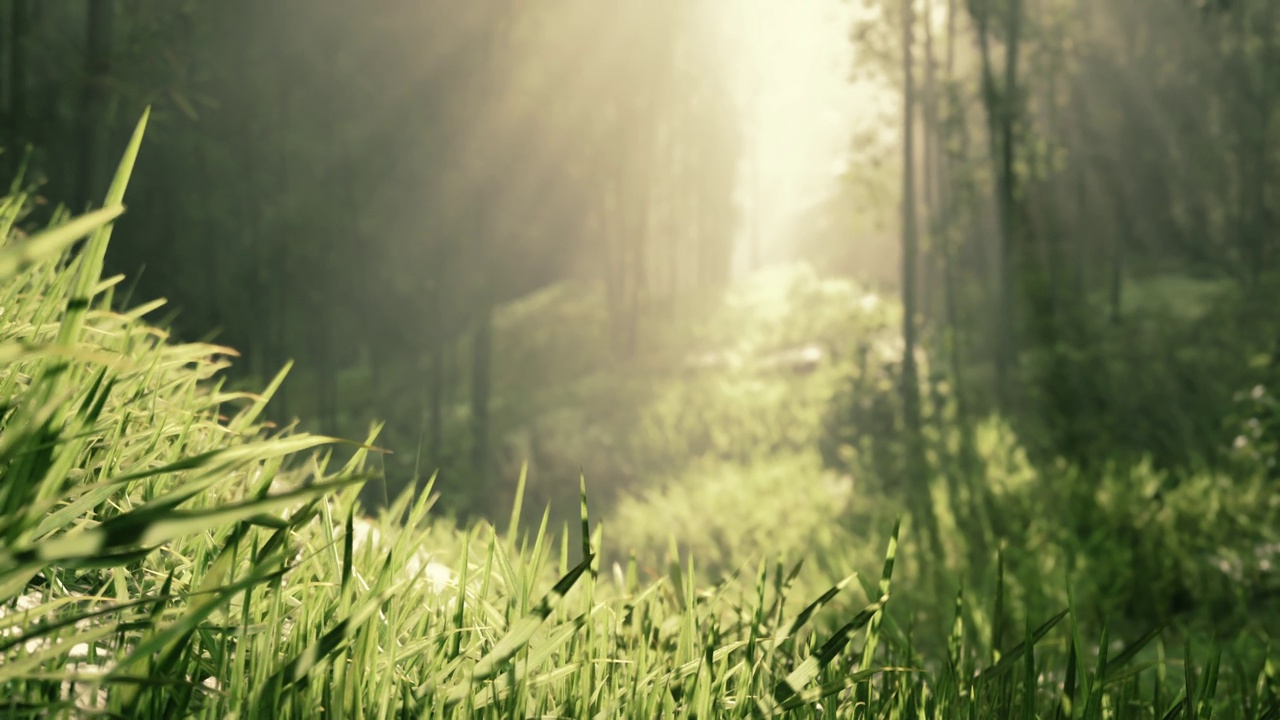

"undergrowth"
[0, 114, 1276, 718]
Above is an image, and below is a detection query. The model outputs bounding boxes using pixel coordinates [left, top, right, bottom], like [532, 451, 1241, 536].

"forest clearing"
[1, 0, 1279, 717]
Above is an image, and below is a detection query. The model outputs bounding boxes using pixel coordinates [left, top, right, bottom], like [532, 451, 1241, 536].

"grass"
[286, 259, 900, 520]
[1, 113, 1277, 717]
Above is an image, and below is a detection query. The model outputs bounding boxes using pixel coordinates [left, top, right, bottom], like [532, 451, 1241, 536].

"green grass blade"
[0, 205, 123, 279]
[10, 476, 366, 565]
[465, 552, 593, 684]
[977, 609, 1069, 681]
[58, 108, 149, 346]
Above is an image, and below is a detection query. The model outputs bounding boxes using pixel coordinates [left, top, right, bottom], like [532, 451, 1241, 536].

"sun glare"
[716, 0, 869, 273]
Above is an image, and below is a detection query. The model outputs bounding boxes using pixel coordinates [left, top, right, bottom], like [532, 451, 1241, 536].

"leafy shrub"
[1223, 366, 1280, 481]
[1035, 459, 1280, 627]
[607, 452, 857, 578]
[1022, 275, 1280, 475]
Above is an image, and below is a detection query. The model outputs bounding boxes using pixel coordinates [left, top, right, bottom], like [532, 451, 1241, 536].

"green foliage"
[1018, 274, 1280, 474]
[817, 341, 915, 494]
[398, 259, 1280, 648]
[608, 453, 857, 578]
[1227, 378, 1280, 479]
[2, 135, 1269, 712]
[1057, 462, 1279, 625]
[344, 263, 897, 517]
[0, 117, 378, 715]
[9, 0, 1280, 714]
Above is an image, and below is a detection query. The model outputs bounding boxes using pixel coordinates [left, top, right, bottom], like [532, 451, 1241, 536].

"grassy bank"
[1, 118, 1277, 718]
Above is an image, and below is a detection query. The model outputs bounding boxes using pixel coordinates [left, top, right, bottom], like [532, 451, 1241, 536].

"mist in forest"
[7, 0, 1280, 577]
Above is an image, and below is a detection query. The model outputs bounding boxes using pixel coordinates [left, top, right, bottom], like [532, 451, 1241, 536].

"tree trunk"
[270, 69, 295, 420]
[940, 0, 965, 418]
[6, 0, 29, 182]
[1244, 0, 1276, 287]
[921, 0, 940, 325]
[76, 0, 113, 211]
[973, 0, 1022, 412]
[899, 0, 940, 559]
[464, 0, 508, 505]
[469, 293, 494, 498]
[900, 0, 921, 437]
[426, 271, 445, 472]
[315, 315, 338, 436]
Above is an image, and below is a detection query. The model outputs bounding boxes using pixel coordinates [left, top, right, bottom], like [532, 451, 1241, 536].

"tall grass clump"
[1, 114, 1276, 718]
[0, 114, 904, 718]
[0, 114, 384, 716]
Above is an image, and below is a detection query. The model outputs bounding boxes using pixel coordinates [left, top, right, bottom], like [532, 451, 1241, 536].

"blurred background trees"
[903, 0, 1280, 472]
[816, 0, 1280, 622]
[4, 0, 1280, 627]
[0, 0, 743, 512]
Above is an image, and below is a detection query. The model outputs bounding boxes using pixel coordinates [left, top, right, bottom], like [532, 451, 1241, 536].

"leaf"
[11, 475, 367, 565]
[58, 108, 149, 347]
[773, 572, 858, 646]
[0, 206, 124, 279]
[264, 578, 403, 693]
[976, 609, 1070, 681]
[425, 552, 596, 712]
[770, 595, 888, 705]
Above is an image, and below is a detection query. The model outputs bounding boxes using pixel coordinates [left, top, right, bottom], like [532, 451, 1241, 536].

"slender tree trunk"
[921, 0, 940, 325]
[468, 196, 495, 500]
[973, 0, 1022, 412]
[623, 86, 655, 358]
[316, 319, 338, 436]
[76, 0, 113, 211]
[939, 0, 993, 560]
[998, 0, 1022, 398]
[900, 0, 940, 559]
[924, 0, 967, 554]
[6, 0, 28, 182]
[1107, 4, 1137, 326]
[1041, 16, 1063, 325]
[603, 175, 627, 354]
[939, 0, 967, 409]
[245, 193, 268, 381]
[445, 335, 460, 409]
[465, 0, 509, 503]
[1108, 211, 1124, 325]
[624, 180, 647, 357]
[271, 71, 295, 420]
[748, 76, 762, 272]
[426, 271, 445, 471]
[940, 0, 965, 418]
[1247, 0, 1275, 285]
[469, 292, 494, 496]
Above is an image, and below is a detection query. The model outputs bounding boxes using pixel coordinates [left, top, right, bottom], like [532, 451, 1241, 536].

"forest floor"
[4, 201, 1276, 716]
